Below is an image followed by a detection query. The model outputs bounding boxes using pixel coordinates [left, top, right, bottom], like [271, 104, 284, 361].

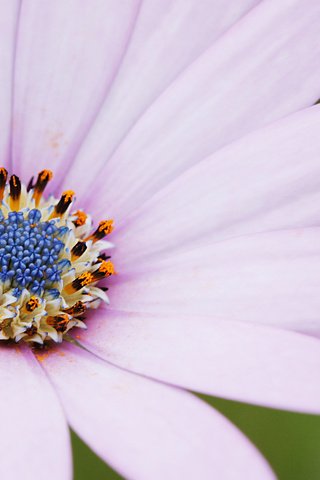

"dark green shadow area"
[202, 395, 320, 480]
[71, 430, 122, 480]
[72, 396, 320, 480]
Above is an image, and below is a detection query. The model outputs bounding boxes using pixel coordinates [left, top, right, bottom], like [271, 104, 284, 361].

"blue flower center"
[0, 209, 70, 296]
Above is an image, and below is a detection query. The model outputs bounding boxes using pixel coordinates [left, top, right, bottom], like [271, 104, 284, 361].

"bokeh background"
[72, 394, 320, 479]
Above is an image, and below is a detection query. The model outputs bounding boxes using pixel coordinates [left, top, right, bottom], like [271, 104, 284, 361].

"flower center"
[0, 210, 67, 295]
[0, 168, 114, 345]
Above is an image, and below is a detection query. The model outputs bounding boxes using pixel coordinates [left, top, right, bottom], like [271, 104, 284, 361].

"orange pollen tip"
[25, 297, 40, 312]
[98, 260, 115, 276]
[9, 175, 21, 210]
[0, 167, 8, 202]
[64, 272, 94, 294]
[62, 190, 75, 202]
[0, 168, 8, 182]
[77, 272, 94, 286]
[65, 260, 115, 294]
[86, 219, 114, 242]
[98, 220, 114, 234]
[39, 169, 53, 182]
[33, 169, 53, 206]
[63, 301, 86, 316]
[73, 210, 87, 227]
[50, 190, 75, 218]
[47, 314, 69, 332]
[71, 241, 87, 259]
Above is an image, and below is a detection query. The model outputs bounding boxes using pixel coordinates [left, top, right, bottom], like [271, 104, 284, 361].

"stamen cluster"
[0, 168, 114, 344]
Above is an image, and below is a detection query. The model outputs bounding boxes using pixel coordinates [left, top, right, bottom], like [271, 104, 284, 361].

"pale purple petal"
[110, 229, 320, 335]
[82, 0, 320, 220]
[11, 0, 140, 187]
[65, 0, 260, 196]
[41, 343, 275, 480]
[0, 344, 71, 480]
[112, 106, 320, 261]
[78, 310, 320, 413]
[0, 1, 20, 167]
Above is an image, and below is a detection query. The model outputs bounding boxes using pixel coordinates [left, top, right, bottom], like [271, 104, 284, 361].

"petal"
[112, 105, 320, 261]
[0, 344, 71, 480]
[11, 0, 140, 186]
[82, 0, 320, 220]
[78, 310, 320, 413]
[110, 229, 320, 335]
[40, 343, 275, 480]
[0, 1, 20, 166]
[66, 0, 260, 196]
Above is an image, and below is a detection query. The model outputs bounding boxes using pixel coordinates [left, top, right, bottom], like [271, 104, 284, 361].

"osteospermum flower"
[2, 1, 320, 479]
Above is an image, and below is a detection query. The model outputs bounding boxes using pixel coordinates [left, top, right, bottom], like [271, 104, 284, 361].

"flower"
[1, 1, 320, 479]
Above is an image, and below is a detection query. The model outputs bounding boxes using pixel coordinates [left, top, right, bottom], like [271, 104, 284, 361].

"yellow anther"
[50, 190, 75, 218]
[33, 169, 53, 207]
[24, 297, 40, 313]
[0, 168, 7, 203]
[9, 175, 21, 211]
[86, 219, 114, 242]
[47, 314, 69, 332]
[63, 301, 86, 316]
[64, 261, 115, 294]
[71, 241, 87, 260]
[98, 260, 115, 276]
[64, 272, 94, 294]
[63, 190, 74, 202]
[73, 210, 88, 227]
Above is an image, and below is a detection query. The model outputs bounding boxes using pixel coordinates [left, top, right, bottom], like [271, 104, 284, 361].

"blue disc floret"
[0, 208, 68, 296]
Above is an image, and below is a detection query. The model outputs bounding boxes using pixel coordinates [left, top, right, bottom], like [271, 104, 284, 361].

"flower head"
[0, 169, 114, 344]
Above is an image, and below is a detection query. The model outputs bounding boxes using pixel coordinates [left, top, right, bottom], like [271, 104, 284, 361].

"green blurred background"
[71, 394, 320, 479]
